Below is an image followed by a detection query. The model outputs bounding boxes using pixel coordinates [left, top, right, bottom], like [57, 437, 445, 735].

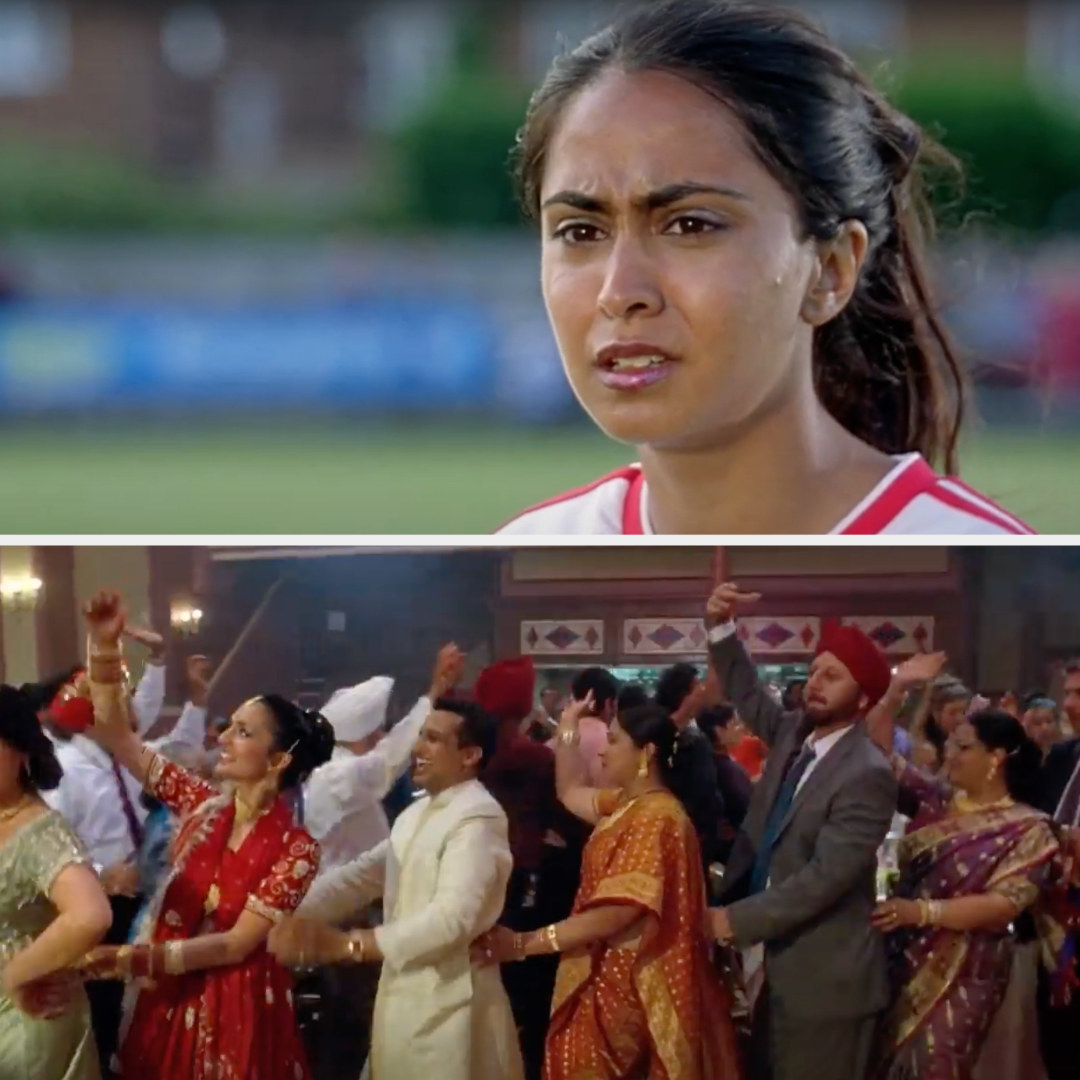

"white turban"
[320, 676, 394, 743]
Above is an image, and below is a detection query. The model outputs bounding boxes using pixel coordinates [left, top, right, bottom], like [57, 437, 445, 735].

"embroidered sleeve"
[987, 818, 1060, 913]
[892, 755, 951, 819]
[31, 814, 91, 896]
[146, 756, 217, 818]
[245, 832, 321, 924]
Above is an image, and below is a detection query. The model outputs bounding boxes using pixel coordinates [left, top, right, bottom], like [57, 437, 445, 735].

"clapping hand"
[892, 652, 948, 692]
[470, 926, 520, 967]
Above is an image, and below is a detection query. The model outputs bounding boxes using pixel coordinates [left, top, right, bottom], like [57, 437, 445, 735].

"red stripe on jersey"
[839, 457, 940, 534]
[921, 482, 1033, 534]
[941, 479, 1034, 534]
[622, 469, 647, 534]
[497, 465, 641, 532]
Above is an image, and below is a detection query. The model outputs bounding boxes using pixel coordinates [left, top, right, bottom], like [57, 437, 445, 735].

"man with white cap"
[303, 643, 465, 874]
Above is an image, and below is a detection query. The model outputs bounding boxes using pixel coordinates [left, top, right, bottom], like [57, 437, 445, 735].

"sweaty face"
[539, 68, 820, 451]
[804, 652, 865, 726]
[411, 710, 480, 794]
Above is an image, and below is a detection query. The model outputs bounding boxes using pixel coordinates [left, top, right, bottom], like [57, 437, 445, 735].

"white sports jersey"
[497, 454, 1034, 536]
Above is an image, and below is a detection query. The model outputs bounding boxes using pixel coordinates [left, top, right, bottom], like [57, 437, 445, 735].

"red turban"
[473, 657, 536, 721]
[816, 622, 891, 709]
[47, 670, 95, 734]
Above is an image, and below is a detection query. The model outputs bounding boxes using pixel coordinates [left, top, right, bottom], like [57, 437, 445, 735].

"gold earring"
[987, 761, 998, 782]
[637, 751, 650, 778]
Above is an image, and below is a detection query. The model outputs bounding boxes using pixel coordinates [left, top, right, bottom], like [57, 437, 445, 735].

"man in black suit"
[1037, 660, 1080, 1080]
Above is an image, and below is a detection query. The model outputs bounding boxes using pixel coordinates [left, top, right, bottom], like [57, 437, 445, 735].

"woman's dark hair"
[515, 0, 965, 470]
[617, 704, 679, 785]
[257, 694, 336, 791]
[0, 685, 63, 791]
[968, 708, 1042, 806]
[434, 696, 499, 771]
[616, 682, 650, 712]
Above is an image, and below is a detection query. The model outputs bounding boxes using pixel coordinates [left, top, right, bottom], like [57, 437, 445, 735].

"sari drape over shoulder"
[875, 762, 1061, 1080]
[118, 758, 319, 1080]
[545, 788, 741, 1080]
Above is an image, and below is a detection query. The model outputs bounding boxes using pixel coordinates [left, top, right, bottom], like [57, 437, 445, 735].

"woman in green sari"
[0, 683, 112, 1079]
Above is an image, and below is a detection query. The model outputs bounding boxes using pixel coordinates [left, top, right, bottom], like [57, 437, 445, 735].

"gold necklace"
[0, 797, 30, 824]
[953, 791, 1014, 815]
[233, 790, 273, 826]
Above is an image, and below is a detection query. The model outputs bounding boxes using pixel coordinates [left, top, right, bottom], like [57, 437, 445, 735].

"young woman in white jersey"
[499, 0, 1033, 536]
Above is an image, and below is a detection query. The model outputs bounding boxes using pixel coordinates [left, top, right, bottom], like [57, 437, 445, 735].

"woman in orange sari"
[475, 698, 741, 1080]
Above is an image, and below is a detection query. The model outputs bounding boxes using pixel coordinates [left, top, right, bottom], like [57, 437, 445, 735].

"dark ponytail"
[969, 708, 1042, 807]
[515, 0, 965, 471]
[0, 685, 63, 791]
[257, 694, 335, 791]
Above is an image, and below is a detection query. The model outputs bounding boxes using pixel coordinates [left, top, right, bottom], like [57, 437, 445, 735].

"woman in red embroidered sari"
[867, 705, 1062, 1080]
[476, 698, 741, 1080]
[74, 592, 334, 1080]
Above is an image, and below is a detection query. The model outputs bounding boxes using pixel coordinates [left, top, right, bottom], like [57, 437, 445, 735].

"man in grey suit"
[704, 583, 898, 1080]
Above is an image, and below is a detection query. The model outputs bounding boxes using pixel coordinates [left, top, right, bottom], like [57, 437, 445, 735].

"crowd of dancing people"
[0, 584, 1077, 1080]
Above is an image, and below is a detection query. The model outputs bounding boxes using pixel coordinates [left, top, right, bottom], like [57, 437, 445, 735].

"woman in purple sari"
[868, 707, 1060, 1080]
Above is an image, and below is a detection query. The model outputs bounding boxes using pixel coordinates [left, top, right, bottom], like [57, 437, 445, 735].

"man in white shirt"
[704, 583, 897, 1080]
[42, 651, 209, 1075]
[303, 643, 463, 874]
[268, 697, 524, 1080]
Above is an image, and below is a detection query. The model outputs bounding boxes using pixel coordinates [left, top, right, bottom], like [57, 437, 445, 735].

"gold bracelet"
[163, 940, 186, 976]
[543, 925, 560, 954]
[557, 727, 580, 748]
[346, 933, 366, 964]
[916, 899, 929, 927]
[115, 944, 134, 977]
[928, 900, 944, 926]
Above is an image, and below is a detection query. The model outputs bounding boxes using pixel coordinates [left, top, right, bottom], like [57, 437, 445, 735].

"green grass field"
[2, 419, 1074, 534]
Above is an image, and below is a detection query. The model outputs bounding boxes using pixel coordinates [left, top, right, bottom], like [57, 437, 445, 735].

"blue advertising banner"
[0, 300, 499, 410]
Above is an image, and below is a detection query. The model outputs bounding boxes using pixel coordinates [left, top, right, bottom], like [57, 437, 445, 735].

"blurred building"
[0, 0, 1077, 192]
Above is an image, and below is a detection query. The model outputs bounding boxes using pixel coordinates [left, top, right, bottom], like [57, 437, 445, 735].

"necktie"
[111, 758, 145, 852]
[749, 743, 816, 895]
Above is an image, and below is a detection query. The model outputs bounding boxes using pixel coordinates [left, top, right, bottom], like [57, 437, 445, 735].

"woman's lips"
[593, 344, 679, 391]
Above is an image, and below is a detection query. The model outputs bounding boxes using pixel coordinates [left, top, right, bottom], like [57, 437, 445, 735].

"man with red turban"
[473, 656, 568, 1080]
[702, 583, 898, 1080]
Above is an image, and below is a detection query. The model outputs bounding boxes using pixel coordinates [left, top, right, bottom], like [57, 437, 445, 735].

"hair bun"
[300, 709, 335, 770]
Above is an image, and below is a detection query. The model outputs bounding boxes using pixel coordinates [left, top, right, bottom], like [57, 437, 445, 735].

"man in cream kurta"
[269, 697, 524, 1080]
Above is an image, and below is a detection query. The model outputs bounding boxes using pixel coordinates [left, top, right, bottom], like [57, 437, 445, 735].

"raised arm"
[82, 593, 214, 815]
[126, 628, 166, 735]
[554, 693, 607, 826]
[866, 651, 949, 758]
[359, 644, 464, 799]
[705, 583, 786, 748]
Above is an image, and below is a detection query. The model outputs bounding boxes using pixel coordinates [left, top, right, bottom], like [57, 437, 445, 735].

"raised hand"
[560, 691, 595, 731]
[892, 651, 948, 692]
[83, 592, 127, 649]
[705, 583, 762, 628]
[430, 643, 466, 700]
[123, 626, 166, 661]
[186, 655, 213, 707]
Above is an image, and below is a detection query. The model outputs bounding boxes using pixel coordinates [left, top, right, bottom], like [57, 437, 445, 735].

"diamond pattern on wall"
[843, 617, 935, 655]
[737, 618, 821, 656]
[622, 619, 709, 656]
[520, 620, 605, 656]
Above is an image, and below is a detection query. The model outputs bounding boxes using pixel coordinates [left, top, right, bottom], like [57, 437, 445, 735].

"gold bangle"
[928, 900, 944, 926]
[116, 945, 134, 977]
[164, 940, 185, 976]
[916, 900, 929, 927]
[543, 925, 560, 954]
[346, 933, 366, 964]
